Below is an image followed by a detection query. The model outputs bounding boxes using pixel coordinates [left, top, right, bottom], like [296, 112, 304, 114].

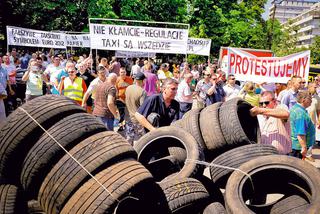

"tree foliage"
[1, 0, 316, 63]
[310, 36, 320, 64]
[187, 0, 269, 57]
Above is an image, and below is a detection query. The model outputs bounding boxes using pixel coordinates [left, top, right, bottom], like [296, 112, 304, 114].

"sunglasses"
[212, 78, 217, 80]
[204, 74, 211, 77]
[68, 70, 76, 73]
[230, 78, 235, 80]
[259, 101, 271, 106]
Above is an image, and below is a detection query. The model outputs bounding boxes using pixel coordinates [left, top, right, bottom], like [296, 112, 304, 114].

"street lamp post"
[269, 0, 285, 49]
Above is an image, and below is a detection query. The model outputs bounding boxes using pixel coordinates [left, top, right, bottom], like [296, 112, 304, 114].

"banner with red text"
[227, 48, 310, 83]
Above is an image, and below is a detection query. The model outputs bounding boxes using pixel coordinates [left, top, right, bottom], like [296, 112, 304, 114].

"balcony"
[297, 34, 315, 42]
[298, 25, 315, 33]
[292, 16, 314, 26]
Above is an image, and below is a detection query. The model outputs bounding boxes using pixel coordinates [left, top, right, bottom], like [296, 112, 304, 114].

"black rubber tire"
[199, 102, 226, 152]
[171, 119, 183, 128]
[0, 95, 85, 184]
[0, 185, 26, 214]
[210, 144, 278, 188]
[225, 155, 320, 214]
[270, 195, 309, 214]
[160, 177, 210, 214]
[181, 108, 206, 150]
[219, 97, 260, 147]
[203, 202, 226, 214]
[27, 200, 45, 214]
[20, 112, 106, 199]
[60, 160, 170, 214]
[134, 126, 204, 183]
[168, 147, 187, 166]
[38, 131, 137, 214]
[196, 175, 224, 204]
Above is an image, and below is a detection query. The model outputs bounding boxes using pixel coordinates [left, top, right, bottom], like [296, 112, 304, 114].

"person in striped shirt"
[250, 91, 292, 154]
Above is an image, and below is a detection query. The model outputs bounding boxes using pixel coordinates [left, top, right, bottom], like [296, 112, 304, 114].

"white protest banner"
[227, 48, 310, 83]
[89, 23, 188, 54]
[187, 38, 211, 56]
[7, 26, 66, 49]
[66, 34, 90, 48]
[115, 51, 156, 58]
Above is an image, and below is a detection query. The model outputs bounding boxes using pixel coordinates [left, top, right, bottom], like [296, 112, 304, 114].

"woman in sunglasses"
[194, 70, 218, 108]
[250, 91, 291, 155]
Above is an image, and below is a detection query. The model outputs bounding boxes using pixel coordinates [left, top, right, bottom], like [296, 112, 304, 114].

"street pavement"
[307, 143, 320, 169]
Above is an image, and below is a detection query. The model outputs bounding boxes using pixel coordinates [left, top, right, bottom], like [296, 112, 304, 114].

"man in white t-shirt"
[22, 60, 49, 102]
[130, 59, 141, 78]
[175, 73, 194, 119]
[223, 74, 241, 101]
[44, 54, 63, 94]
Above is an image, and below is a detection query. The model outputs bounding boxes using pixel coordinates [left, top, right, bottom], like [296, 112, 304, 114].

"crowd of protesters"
[0, 48, 319, 161]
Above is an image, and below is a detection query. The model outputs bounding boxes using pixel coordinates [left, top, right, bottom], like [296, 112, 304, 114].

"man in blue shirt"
[135, 78, 179, 131]
[281, 76, 304, 109]
[289, 90, 315, 159]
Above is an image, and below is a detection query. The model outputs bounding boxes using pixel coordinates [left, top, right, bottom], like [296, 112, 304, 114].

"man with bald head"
[93, 73, 119, 131]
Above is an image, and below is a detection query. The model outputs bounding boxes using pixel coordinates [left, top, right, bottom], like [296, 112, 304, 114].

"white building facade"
[284, 2, 320, 48]
[269, 0, 319, 24]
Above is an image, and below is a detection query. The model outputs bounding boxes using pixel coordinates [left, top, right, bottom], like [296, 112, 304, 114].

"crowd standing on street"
[0, 48, 319, 161]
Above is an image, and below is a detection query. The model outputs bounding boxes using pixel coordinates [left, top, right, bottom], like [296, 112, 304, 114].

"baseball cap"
[161, 63, 167, 68]
[135, 72, 146, 80]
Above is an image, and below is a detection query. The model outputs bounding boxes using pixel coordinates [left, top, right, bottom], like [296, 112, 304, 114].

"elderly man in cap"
[125, 72, 147, 144]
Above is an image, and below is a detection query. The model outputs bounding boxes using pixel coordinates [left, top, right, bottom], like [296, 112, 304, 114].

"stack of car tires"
[0, 95, 319, 213]
[0, 95, 168, 214]
[172, 97, 260, 160]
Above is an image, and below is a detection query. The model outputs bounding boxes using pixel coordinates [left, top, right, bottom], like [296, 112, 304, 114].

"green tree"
[266, 18, 283, 51]
[0, 0, 90, 50]
[273, 20, 301, 56]
[0, 0, 276, 59]
[87, 0, 188, 23]
[187, 0, 268, 57]
[310, 36, 320, 64]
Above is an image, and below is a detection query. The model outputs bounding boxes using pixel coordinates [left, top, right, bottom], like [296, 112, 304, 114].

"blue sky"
[262, 0, 272, 20]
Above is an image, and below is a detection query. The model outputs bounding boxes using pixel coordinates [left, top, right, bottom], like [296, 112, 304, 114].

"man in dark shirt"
[135, 78, 179, 131]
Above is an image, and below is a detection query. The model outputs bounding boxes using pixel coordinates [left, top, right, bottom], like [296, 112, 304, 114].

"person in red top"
[58, 62, 87, 106]
[116, 67, 133, 131]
